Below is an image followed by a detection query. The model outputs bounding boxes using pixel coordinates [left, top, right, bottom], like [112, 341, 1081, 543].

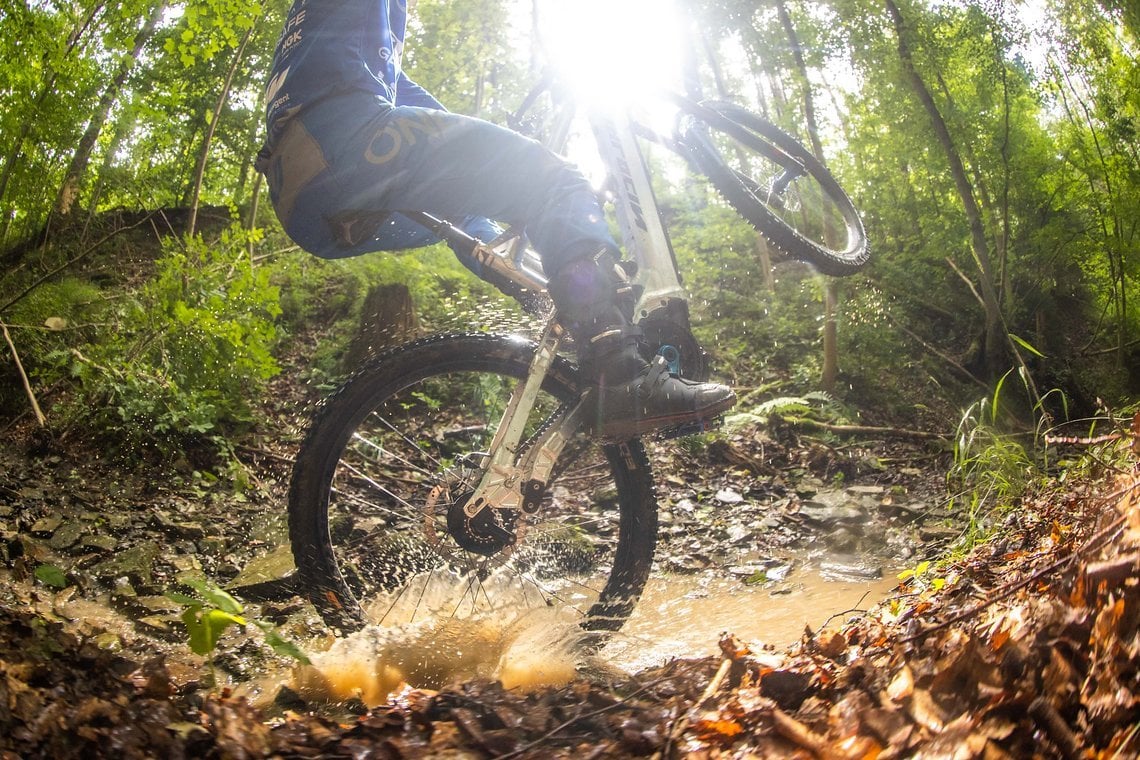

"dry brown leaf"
[989, 625, 1011, 652]
[1092, 597, 1126, 643]
[907, 689, 946, 733]
[887, 665, 914, 702]
[693, 716, 744, 744]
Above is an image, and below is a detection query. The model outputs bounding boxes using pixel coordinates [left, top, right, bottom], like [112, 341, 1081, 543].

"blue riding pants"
[261, 91, 617, 278]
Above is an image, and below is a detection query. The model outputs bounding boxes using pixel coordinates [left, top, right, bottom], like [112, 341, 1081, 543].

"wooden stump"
[340, 283, 418, 371]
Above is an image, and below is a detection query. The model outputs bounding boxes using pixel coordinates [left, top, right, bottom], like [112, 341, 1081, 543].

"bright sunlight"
[534, 0, 686, 108]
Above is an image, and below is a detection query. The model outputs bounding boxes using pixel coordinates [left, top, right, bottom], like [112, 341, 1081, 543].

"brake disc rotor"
[422, 472, 528, 566]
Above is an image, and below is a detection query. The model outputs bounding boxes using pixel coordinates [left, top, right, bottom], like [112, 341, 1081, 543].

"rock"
[715, 488, 744, 504]
[171, 555, 203, 576]
[725, 524, 753, 544]
[825, 527, 860, 551]
[151, 511, 206, 540]
[80, 535, 118, 552]
[881, 501, 928, 522]
[111, 578, 138, 605]
[135, 595, 182, 613]
[135, 614, 177, 636]
[91, 540, 160, 585]
[48, 521, 86, 550]
[229, 544, 296, 588]
[30, 514, 63, 536]
[798, 492, 867, 525]
[819, 558, 883, 582]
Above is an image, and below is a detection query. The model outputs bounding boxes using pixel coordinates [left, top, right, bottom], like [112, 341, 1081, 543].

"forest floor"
[1, 369, 1139, 756]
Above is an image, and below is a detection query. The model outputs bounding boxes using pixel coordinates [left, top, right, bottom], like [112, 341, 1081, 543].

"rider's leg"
[261, 95, 734, 436]
[261, 95, 611, 264]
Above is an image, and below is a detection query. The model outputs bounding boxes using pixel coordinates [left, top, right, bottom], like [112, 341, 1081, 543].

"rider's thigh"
[333, 102, 616, 270]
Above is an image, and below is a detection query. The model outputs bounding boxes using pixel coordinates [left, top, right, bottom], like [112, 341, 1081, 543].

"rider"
[256, 0, 736, 439]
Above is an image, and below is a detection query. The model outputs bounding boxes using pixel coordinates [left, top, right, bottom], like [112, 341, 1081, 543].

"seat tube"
[589, 110, 686, 319]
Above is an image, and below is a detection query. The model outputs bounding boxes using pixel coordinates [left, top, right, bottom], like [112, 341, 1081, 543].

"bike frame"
[407, 84, 716, 521]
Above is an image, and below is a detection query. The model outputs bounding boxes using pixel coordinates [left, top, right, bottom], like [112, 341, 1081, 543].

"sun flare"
[535, 0, 686, 109]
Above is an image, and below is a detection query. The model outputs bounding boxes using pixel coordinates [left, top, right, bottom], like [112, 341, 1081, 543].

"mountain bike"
[286, 74, 869, 635]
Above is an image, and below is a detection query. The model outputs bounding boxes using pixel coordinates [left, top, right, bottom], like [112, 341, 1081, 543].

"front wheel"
[288, 333, 658, 635]
[677, 101, 869, 276]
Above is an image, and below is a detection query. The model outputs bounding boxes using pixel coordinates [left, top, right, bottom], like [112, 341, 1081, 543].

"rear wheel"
[677, 101, 869, 276]
[288, 333, 658, 635]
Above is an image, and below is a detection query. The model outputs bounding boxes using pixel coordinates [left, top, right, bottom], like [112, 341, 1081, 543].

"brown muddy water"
[600, 567, 900, 672]
[283, 558, 900, 707]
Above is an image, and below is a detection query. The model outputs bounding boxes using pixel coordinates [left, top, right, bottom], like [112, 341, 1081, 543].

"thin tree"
[55, 1, 168, 218]
[186, 15, 261, 238]
[885, 0, 1006, 379]
[775, 0, 843, 391]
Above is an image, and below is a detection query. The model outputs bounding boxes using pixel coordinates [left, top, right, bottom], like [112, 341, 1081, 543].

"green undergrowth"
[944, 371, 1135, 557]
[0, 220, 518, 469]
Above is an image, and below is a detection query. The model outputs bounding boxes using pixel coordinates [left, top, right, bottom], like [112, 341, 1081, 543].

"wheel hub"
[446, 495, 516, 555]
[424, 477, 518, 558]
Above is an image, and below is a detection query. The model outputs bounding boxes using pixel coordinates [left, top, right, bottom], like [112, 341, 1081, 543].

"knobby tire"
[288, 333, 658, 636]
[677, 100, 870, 276]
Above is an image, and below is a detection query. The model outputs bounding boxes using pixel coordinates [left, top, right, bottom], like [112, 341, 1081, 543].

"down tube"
[589, 111, 685, 316]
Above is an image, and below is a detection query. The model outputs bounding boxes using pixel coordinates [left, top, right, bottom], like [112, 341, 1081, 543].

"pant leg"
[266, 92, 617, 273]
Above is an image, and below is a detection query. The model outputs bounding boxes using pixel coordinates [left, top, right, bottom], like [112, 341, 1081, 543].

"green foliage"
[166, 578, 247, 656]
[64, 224, 280, 459]
[947, 389, 1039, 549]
[162, 0, 261, 68]
[1, 0, 1138, 445]
[34, 564, 69, 589]
[896, 560, 946, 594]
[166, 576, 310, 663]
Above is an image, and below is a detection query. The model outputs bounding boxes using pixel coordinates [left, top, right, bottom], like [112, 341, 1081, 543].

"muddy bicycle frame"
[401, 82, 755, 523]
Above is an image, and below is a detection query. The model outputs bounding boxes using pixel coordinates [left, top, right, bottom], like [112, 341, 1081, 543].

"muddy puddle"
[279, 555, 900, 707]
[599, 564, 900, 672]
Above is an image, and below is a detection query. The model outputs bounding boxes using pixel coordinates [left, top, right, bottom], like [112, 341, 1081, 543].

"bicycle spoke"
[291, 337, 656, 638]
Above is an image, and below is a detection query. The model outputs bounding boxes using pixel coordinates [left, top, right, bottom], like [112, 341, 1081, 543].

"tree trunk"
[55, 2, 166, 217]
[885, 0, 1006, 378]
[187, 20, 259, 238]
[0, 0, 105, 211]
[341, 283, 419, 372]
[775, 0, 842, 391]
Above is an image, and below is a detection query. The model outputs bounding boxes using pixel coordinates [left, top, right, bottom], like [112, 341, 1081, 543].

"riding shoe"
[579, 332, 737, 440]
[547, 248, 736, 438]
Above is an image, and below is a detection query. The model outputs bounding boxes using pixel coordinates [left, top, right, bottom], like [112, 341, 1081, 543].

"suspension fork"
[462, 317, 590, 519]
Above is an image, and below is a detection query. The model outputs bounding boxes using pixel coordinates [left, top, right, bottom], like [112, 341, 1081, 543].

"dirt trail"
[1, 432, 1136, 757]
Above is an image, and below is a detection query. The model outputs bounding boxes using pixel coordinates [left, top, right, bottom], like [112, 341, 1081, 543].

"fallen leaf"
[887, 665, 914, 702]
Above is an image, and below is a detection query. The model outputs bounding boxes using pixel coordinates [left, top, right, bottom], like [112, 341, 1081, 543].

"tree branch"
[1, 321, 46, 426]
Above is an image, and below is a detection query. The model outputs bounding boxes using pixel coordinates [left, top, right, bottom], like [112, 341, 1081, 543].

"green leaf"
[164, 591, 202, 607]
[35, 564, 68, 588]
[1009, 333, 1046, 358]
[184, 577, 244, 615]
[255, 621, 311, 664]
[182, 607, 245, 655]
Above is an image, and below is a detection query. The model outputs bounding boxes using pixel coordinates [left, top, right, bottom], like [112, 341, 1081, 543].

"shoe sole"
[596, 395, 737, 442]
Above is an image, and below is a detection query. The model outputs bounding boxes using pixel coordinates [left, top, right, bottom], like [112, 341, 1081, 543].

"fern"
[753, 391, 838, 419]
